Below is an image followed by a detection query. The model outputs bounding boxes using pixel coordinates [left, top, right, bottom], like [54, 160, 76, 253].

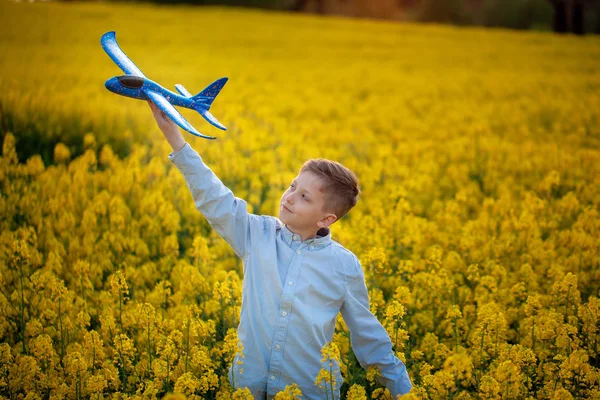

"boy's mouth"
[281, 204, 293, 214]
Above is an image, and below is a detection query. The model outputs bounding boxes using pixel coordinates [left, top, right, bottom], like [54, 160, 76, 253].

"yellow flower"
[523, 294, 542, 317]
[87, 374, 107, 395]
[393, 286, 412, 307]
[197, 369, 219, 394]
[83, 133, 97, 149]
[445, 305, 462, 320]
[478, 375, 500, 399]
[315, 342, 341, 396]
[371, 388, 393, 399]
[191, 235, 215, 267]
[551, 388, 574, 400]
[53, 143, 71, 164]
[135, 302, 156, 328]
[442, 350, 474, 387]
[29, 334, 59, 372]
[163, 394, 187, 400]
[174, 371, 201, 398]
[345, 383, 367, 400]
[385, 300, 406, 321]
[113, 334, 136, 372]
[110, 270, 129, 299]
[361, 247, 390, 283]
[232, 387, 254, 399]
[2, 132, 18, 164]
[221, 328, 244, 365]
[366, 365, 381, 384]
[274, 383, 303, 399]
[320, 341, 341, 365]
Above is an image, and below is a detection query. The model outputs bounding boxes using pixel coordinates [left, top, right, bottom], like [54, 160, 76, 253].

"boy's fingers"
[147, 99, 176, 128]
[147, 100, 159, 114]
[147, 100, 166, 121]
[147, 100, 161, 115]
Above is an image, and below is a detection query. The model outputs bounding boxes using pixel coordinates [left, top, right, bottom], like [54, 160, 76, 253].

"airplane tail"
[191, 77, 228, 131]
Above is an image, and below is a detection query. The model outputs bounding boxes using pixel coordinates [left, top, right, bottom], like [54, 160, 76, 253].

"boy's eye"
[302, 194, 309, 201]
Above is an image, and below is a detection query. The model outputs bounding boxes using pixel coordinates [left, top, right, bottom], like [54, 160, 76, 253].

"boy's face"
[279, 171, 337, 239]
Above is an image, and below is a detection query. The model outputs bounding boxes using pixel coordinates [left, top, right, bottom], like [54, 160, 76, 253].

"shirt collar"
[280, 224, 331, 251]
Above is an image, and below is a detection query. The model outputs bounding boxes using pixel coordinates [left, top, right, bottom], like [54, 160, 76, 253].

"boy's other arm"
[340, 257, 413, 398]
[148, 101, 252, 259]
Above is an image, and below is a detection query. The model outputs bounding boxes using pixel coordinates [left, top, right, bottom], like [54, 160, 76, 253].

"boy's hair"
[300, 158, 360, 220]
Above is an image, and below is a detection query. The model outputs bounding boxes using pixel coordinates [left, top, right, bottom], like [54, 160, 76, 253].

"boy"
[148, 101, 412, 399]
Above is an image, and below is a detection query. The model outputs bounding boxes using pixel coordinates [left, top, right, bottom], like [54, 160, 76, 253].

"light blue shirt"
[169, 143, 412, 399]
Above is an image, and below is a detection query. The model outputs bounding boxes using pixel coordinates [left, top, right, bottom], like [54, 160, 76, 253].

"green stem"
[453, 317, 459, 352]
[162, 291, 167, 322]
[480, 324, 487, 357]
[495, 325, 499, 357]
[185, 319, 190, 373]
[232, 355, 236, 391]
[329, 357, 334, 400]
[165, 356, 170, 392]
[532, 317, 536, 353]
[80, 276, 87, 312]
[118, 291, 123, 333]
[58, 298, 64, 361]
[18, 262, 26, 354]
[565, 285, 571, 320]
[147, 319, 152, 370]
[92, 334, 96, 372]
[394, 319, 399, 350]
[118, 335, 125, 391]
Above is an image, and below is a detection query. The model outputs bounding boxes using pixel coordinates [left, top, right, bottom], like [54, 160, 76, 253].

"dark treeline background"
[81, 0, 598, 34]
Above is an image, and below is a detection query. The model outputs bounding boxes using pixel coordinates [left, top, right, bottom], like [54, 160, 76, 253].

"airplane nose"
[104, 77, 118, 92]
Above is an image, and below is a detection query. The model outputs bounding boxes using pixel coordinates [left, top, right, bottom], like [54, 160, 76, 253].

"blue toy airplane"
[101, 31, 227, 139]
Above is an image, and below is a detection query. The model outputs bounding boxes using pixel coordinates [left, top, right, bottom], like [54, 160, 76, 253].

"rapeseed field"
[1, 1, 599, 398]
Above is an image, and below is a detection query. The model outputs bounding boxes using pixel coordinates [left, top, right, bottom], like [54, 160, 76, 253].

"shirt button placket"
[268, 244, 305, 396]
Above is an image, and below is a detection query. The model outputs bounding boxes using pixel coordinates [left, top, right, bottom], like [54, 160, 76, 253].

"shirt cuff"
[168, 142, 190, 161]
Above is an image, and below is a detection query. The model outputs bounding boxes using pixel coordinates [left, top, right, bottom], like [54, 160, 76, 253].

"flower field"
[1, 1, 599, 398]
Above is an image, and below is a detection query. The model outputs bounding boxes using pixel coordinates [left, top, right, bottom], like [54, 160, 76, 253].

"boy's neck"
[285, 225, 328, 242]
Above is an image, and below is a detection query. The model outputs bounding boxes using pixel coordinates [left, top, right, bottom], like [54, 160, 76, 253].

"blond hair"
[300, 158, 360, 220]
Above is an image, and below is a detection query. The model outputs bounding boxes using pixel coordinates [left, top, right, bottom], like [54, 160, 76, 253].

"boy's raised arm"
[148, 101, 187, 153]
[148, 101, 252, 259]
[340, 257, 413, 397]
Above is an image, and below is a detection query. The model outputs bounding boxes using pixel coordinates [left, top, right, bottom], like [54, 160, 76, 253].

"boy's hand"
[147, 100, 186, 153]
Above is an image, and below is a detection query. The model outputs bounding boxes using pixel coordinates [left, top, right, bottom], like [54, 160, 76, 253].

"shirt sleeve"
[168, 142, 252, 259]
[340, 257, 413, 397]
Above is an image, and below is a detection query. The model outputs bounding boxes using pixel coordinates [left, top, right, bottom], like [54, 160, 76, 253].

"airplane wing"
[145, 90, 216, 140]
[175, 84, 193, 98]
[101, 31, 146, 78]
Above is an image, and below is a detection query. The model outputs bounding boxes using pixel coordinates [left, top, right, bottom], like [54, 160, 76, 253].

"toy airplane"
[101, 31, 227, 139]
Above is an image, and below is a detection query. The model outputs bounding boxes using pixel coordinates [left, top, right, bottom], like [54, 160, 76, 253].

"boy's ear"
[318, 213, 337, 228]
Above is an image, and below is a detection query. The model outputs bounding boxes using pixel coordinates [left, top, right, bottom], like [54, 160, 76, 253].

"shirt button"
[281, 311, 287, 316]
[297, 250, 301, 255]
[293, 235, 299, 240]
[288, 281, 294, 286]
[270, 375, 276, 380]
[276, 344, 281, 350]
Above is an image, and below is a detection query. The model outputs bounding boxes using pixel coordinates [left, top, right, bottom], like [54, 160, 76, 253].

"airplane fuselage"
[105, 75, 202, 109]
